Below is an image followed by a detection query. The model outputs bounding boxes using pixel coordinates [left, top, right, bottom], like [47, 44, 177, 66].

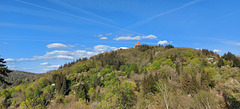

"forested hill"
[1, 45, 240, 109]
[0, 71, 45, 89]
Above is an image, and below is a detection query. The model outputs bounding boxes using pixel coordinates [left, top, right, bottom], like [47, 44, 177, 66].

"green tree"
[150, 51, 153, 63]
[142, 74, 157, 95]
[60, 76, 67, 95]
[118, 81, 137, 108]
[55, 75, 61, 94]
[176, 62, 180, 75]
[152, 60, 160, 69]
[76, 82, 89, 101]
[131, 63, 139, 74]
[194, 90, 217, 109]
[217, 58, 224, 68]
[165, 44, 174, 49]
[182, 74, 193, 94]
[201, 68, 215, 90]
[0, 57, 12, 85]
[54, 73, 68, 95]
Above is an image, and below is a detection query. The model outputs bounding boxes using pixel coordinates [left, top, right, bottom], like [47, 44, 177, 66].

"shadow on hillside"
[223, 93, 240, 109]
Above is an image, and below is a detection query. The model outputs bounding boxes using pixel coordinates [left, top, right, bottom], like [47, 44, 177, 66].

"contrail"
[126, 0, 202, 29]
[15, 0, 143, 35]
[0, 38, 140, 44]
[46, 0, 116, 24]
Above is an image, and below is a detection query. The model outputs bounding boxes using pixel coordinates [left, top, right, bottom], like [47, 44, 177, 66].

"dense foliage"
[1, 45, 240, 109]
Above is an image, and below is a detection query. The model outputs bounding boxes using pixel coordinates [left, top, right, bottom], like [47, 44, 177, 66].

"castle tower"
[134, 41, 141, 48]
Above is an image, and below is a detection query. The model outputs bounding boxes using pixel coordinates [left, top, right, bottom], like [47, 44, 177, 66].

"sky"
[0, 0, 240, 73]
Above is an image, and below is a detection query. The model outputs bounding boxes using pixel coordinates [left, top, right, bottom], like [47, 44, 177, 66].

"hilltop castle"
[134, 41, 141, 48]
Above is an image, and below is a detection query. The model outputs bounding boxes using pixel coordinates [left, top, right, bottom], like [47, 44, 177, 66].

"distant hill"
[0, 45, 240, 109]
[0, 70, 45, 88]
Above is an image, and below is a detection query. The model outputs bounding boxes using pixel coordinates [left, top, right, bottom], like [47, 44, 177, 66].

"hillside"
[1, 45, 240, 109]
[0, 71, 45, 89]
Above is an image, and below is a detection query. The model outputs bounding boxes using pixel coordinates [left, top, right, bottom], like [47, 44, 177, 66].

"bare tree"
[155, 80, 172, 109]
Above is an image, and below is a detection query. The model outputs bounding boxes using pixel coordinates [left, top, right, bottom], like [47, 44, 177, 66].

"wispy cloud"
[8, 65, 16, 69]
[100, 37, 108, 40]
[114, 35, 157, 40]
[40, 62, 50, 66]
[47, 65, 60, 68]
[94, 45, 117, 51]
[106, 33, 112, 35]
[114, 36, 141, 41]
[236, 43, 240, 45]
[42, 64, 60, 71]
[213, 49, 222, 53]
[23, 68, 31, 70]
[97, 33, 113, 40]
[142, 35, 157, 39]
[5, 58, 15, 62]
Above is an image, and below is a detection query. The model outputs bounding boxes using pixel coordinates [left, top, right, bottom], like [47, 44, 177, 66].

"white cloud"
[87, 51, 98, 56]
[142, 35, 157, 39]
[94, 45, 118, 52]
[6, 44, 119, 63]
[114, 34, 157, 40]
[236, 43, 240, 45]
[18, 58, 33, 61]
[47, 65, 60, 68]
[76, 50, 87, 53]
[43, 69, 52, 71]
[213, 49, 222, 53]
[106, 33, 112, 35]
[8, 65, 15, 69]
[23, 68, 31, 70]
[40, 62, 50, 65]
[94, 45, 110, 51]
[100, 37, 107, 39]
[75, 50, 99, 57]
[114, 36, 141, 40]
[110, 47, 117, 50]
[47, 43, 68, 49]
[158, 40, 171, 45]
[56, 55, 74, 59]
[119, 47, 128, 49]
[97, 33, 110, 40]
[46, 50, 74, 56]
[5, 58, 15, 62]
[68, 44, 76, 47]
[97, 34, 103, 37]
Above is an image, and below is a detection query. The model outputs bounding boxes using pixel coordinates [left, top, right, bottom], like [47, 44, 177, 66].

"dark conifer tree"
[217, 58, 224, 68]
[0, 57, 12, 85]
[176, 62, 180, 75]
[149, 51, 153, 63]
[55, 75, 61, 94]
[60, 76, 67, 95]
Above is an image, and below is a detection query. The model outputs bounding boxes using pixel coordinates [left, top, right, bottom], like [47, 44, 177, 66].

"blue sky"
[0, 0, 240, 73]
